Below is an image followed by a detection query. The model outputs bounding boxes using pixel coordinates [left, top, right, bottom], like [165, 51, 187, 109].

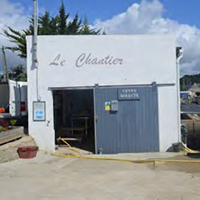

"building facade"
[27, 35, 179, 153]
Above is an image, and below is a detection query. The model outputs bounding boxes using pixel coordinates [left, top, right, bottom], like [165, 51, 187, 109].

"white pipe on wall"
[176, 47, 183, 143]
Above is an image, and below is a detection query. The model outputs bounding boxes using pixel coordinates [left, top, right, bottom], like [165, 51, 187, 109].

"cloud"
[94, 0, 200, 76]
[0, 0, 29, 73]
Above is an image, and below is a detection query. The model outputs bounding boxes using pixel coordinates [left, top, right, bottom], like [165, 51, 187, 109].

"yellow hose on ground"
[181, 142, 200, 154]
[58, 137, 81, 155]
[52, 137, 200, 164]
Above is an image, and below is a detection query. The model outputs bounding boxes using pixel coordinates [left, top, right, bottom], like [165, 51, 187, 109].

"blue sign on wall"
[33, 101, 46, 121]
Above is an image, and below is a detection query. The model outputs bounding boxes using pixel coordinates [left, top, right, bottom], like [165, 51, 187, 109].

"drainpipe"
[176, 47, 183, 143]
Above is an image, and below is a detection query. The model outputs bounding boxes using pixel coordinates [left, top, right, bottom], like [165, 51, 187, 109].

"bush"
[0, 119, 9, 131]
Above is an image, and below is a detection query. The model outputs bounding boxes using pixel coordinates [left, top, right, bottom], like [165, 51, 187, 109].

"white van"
[0, 80, 27, 119]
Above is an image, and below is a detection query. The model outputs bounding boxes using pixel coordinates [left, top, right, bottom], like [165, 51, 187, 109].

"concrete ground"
[0, 135, 36, 163]
[1, 152, 200, 200]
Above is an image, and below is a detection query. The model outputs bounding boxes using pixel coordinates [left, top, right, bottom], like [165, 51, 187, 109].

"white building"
[27, 35, 180, 153]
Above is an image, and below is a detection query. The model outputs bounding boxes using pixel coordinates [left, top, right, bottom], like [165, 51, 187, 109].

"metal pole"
[33, 0, 41, 101]
[33, 0, 38, 68]
[2, 46, 8, 82]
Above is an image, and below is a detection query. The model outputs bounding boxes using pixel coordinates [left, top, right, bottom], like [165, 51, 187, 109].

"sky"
[0, 0, 200, 76]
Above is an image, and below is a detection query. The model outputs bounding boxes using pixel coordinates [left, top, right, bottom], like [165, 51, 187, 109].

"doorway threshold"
[55, 146, 93, 156]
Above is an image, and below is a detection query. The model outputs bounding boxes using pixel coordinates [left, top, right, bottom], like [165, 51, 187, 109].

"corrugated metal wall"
[95, 85, 159, 154]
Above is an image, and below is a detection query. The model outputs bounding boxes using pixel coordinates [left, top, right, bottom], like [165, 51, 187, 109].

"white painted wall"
[158, 86, 179, 151]
[27, 35, 178, 152]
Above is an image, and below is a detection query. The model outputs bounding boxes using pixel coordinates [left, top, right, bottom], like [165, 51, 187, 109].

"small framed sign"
[33, 101, 46, 121]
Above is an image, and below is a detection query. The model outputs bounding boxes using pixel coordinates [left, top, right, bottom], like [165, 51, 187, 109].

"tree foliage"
[3, 27, 31, 58]
[0, 65, 27, 82]
[180, 74, 200, 91]
[3, 2, 100, 59]
[8, 65, 27, 81]
[58, 2, 68, 34]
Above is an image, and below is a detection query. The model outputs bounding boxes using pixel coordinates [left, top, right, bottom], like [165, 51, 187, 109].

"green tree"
[66, 14, 81, 34]
[8, 65, 27, 81]
[80, 16, 100, 35]
[3, 27, 31, 58]
[58, 2, 69, 34]
[180, 73, 200, 91]
[39, 11, 52, 35]
[0, 65, 27, 82]
[2, 3, 100, 59]
[49, 16, 58, 35]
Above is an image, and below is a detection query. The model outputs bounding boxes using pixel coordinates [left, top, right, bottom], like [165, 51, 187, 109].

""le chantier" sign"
[49, 53, 124, 68]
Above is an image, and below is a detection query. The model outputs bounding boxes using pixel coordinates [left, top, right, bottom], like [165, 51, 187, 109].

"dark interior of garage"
[53, 89, 95, 153]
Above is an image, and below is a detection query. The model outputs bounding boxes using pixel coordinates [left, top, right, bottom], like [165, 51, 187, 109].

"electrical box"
[111, 100, 118, 111]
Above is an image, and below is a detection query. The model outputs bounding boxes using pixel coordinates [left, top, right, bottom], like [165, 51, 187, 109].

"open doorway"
[53, 89, 95, 153]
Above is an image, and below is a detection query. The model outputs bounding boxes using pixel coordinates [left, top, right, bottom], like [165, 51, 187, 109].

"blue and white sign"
[33, 101, 46, 121]
[118, 88, 140, 100]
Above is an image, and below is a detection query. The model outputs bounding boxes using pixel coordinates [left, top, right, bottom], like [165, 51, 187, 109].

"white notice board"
[33, 101, 46, 121]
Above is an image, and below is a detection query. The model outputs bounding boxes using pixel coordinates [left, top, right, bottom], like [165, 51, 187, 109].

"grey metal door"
[94, 85, 159, 154]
